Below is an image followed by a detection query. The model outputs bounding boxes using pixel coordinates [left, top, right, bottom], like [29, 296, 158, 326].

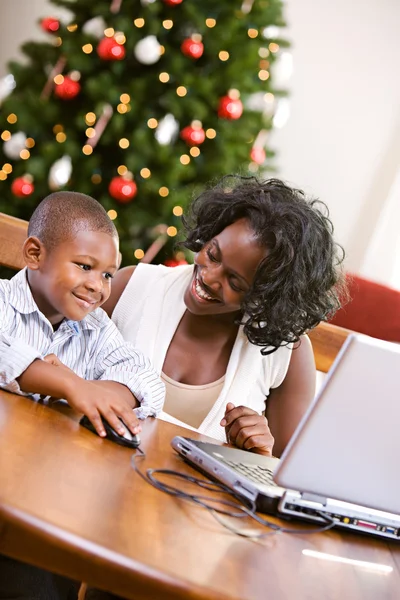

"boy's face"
[27, 230, 119, 325]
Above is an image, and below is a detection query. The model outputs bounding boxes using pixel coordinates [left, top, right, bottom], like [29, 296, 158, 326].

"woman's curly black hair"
[181, 175, 347, 354]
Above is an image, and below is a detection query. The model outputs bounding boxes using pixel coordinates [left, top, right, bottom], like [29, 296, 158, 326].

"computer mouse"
[79, 415, 141, 449]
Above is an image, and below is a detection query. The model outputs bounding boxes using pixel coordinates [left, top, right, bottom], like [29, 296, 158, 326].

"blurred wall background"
[1, 0, 400, 285]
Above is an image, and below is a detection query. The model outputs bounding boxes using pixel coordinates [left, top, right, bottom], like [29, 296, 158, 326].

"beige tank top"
[161, 371, 225, 429]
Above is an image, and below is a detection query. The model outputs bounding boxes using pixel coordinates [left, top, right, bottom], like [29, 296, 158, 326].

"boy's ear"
[23, 236, 45, 270]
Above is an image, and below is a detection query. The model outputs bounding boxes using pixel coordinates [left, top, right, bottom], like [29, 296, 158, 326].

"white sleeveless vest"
[112, 263, 292, 441]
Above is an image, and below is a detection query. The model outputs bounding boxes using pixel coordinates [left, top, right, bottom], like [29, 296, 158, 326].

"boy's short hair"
[28, 191, 118, 250]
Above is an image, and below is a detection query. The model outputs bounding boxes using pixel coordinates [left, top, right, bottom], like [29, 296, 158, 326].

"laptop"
[171, 333, 400, 540]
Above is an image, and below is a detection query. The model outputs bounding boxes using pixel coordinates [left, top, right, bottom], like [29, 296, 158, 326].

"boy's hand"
[220, 402, 274, 456]
[43, 353, 74, 375]
[66, 379, 141, 439]
[20, 357, 141, 439]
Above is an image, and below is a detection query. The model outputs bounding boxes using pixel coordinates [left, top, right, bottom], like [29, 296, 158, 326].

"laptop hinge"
[300, 492, 328, 505]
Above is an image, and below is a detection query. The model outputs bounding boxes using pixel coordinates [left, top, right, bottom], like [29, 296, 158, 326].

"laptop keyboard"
[220, 458, 278, 487]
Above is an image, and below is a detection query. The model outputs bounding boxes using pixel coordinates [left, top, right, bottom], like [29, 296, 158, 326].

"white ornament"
[271, 51, 293, 88]
[155, 114, 179, 145]
[3, 132, 27, 159]
[82, 16, 107, 38]
[141, 0, 156, 4]
[48, 155, 72, 190]
[0, 74, 15, 105]
[262, 25, 281, 39]
[246, 92, 275, 118]
[273, 98, 291, 129]
[134, 35, 161, 65]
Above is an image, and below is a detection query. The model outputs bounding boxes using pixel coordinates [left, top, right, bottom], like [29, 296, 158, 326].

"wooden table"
[0, 390, 399, 600]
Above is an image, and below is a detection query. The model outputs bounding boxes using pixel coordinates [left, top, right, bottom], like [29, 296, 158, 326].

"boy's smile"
[26, 230, 119, 326]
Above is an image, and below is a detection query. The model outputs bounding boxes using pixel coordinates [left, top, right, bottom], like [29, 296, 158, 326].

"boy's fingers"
[117, 407, 142, 435]
[100, 409, 127, 436]
[87, 411, 106, 437]
[43, 353, 59, 365]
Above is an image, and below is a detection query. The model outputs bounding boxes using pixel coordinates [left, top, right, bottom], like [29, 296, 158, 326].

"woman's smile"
[191, 271, 221, 304]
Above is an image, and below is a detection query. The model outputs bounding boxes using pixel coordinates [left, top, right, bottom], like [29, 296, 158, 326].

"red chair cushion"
[329, 274, 400, 342]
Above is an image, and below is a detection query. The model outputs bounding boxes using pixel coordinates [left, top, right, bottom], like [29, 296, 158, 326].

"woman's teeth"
[195, 278, 215, 301]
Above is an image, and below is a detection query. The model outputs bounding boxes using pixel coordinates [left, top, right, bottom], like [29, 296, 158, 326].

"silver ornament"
[3, 132, 27, 159]
[155, 114, 179, 145]
[134, 35, 161, 65]
[48, 155, 72, 189]
[0, 74, 15, 105]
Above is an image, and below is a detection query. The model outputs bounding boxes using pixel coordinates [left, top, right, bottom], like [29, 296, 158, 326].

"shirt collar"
[9, 268, 39, 315]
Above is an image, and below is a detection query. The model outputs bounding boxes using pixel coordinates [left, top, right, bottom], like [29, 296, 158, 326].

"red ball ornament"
[54, 76, 81, 100]
[164, 258, 188, 267]
[180, 124, 205, 146]
[218, 96, 243, 120]
[181, 38, 204, 59]
[162, 0, 183, 5]
[41, 17, 60, 33]
[250, 147, 266, 165]
[11, 176, 34, 197]
[97, 37, 126, 61]
[109, 177, 137, 203]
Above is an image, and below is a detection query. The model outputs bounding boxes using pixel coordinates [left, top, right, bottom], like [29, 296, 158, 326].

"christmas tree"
[0, 0, 288, 267]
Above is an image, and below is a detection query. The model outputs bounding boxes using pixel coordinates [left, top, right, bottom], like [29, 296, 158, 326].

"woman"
[103, 175, 345, 457]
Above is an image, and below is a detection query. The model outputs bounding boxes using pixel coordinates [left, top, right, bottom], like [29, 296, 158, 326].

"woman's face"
[184, 218, 268, 318]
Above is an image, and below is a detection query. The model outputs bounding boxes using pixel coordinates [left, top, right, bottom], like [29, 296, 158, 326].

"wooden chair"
[0, 212, 28, 270]
[308, 321, 352, 373]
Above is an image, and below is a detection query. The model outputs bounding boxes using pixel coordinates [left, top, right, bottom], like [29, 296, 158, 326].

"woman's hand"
[220, 402, 274, 456]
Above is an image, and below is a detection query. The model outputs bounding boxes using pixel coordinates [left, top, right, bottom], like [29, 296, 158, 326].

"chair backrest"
[330, 273, 400, 343]
[0, 212, 28, 270]
[308, 321, 352, 373]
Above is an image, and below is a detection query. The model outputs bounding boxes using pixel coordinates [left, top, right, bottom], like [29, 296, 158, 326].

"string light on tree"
[11, 175, 34, 197]
[181, 35, 204, 59]
[134, 248, 144, 259]
[180, 121, 205, 146]
[218, 90, 243, 120]
[172, 205, 183, 216]
[107, 209, 118, 220]
[109, 175, 137, 203]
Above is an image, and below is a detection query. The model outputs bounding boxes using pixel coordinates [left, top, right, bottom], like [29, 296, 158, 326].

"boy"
[0, 191, 165, 599]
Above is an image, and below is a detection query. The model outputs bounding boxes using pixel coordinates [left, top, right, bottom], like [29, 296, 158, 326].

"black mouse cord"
[131, 447, 335, 540]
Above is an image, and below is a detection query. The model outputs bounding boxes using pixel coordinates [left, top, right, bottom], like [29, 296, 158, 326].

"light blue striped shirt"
[0, 268, 165, 418]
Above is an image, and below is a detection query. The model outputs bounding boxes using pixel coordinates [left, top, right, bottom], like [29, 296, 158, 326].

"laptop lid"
[274, 333, 400, 515]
